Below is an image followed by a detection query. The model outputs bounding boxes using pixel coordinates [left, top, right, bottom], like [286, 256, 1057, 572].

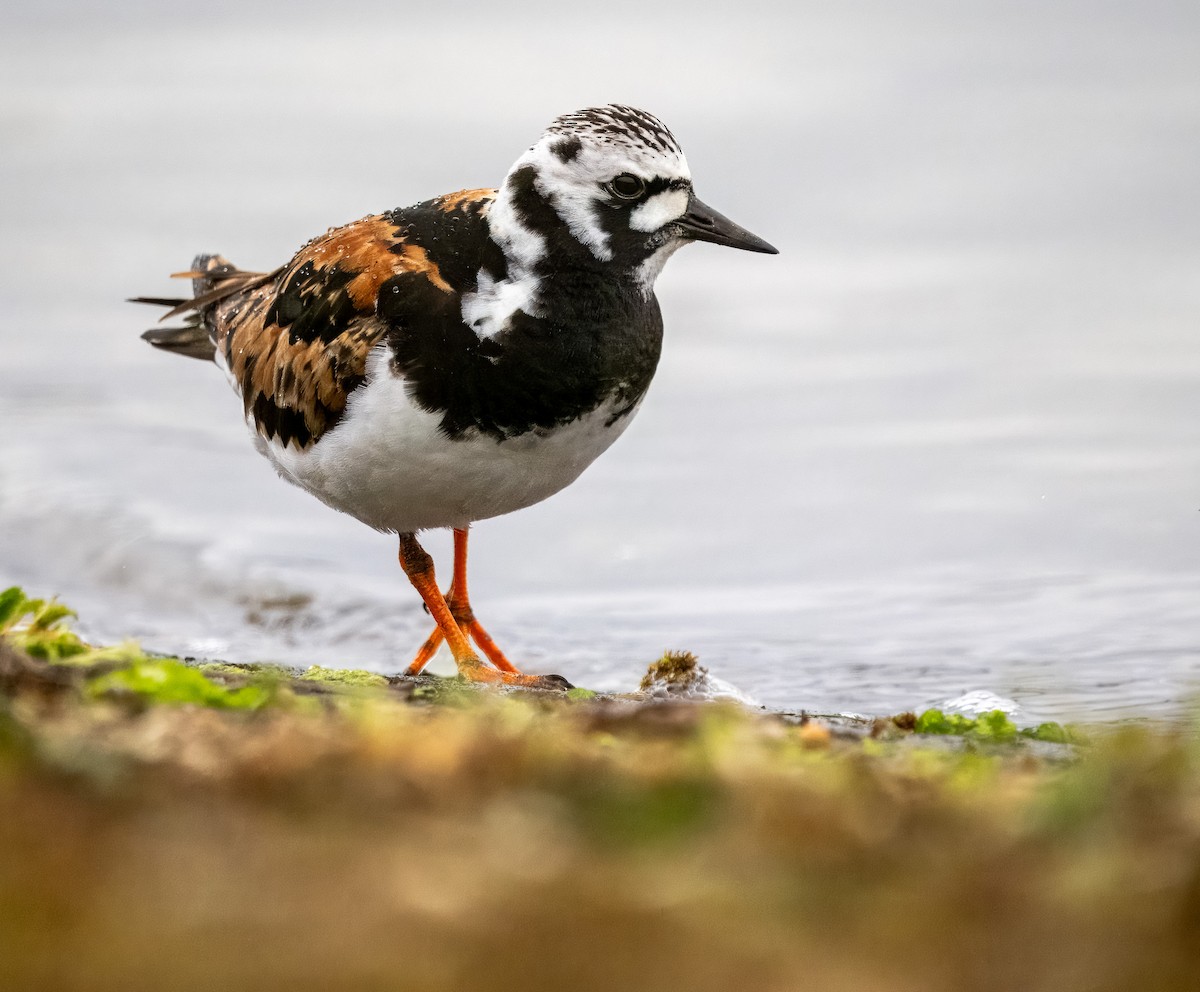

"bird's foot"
[403, 617, 570, 690]
[457, 660, 573, 691]
[397, 532, 569, 688]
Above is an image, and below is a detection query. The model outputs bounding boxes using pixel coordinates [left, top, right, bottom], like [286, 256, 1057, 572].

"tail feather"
[128, 295, 189, 308]
[139, 324, 217, 361]
[132, 253, 277, 362]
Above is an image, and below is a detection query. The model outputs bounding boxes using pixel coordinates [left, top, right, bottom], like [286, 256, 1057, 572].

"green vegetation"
[2, 586, 1199, 991]
[639, 648, 703, 690]
[914, 706, 1085, 745]
[299, 664, 389, 689]
[89, 658, 274, 710]
[0, 585, 92, 661]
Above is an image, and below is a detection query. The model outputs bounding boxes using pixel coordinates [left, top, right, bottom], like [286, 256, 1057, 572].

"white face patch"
[629, 188, 690, 233]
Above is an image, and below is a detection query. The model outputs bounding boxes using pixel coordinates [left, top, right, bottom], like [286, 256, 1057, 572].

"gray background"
[2, 0, 1198, 718]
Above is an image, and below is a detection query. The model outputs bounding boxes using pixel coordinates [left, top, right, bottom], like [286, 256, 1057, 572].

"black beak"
[674, 195, 778, 254]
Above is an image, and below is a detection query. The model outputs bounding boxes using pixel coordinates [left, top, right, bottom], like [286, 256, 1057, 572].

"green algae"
[913, 707, 1086, 746]
[0, 586, 274, 710]
[411, 676, 480, 705]
[639, 649, 703, 691]
[197, 661, 291, 680]
[915, 707, 1020, 741]
[0, 586, 90, 662]
[88, 658, 273, 710]
[0, 586, 155, 670]
[1023, 720, 1087, 744]
[299, 665, 388, 688]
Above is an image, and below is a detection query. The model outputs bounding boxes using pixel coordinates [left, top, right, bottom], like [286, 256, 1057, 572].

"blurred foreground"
[3, 595, 1200, 991]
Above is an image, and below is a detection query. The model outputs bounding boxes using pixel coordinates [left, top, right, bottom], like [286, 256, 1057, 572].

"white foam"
[937, 690, 1022, 719]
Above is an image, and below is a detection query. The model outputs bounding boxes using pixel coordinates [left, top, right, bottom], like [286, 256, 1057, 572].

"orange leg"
[398, 533, 489, 679]
[406, 627, 444, 675]
[398, 531, 568, 689]
[445, 528, 520, 674]
[405, 528, 518, 676]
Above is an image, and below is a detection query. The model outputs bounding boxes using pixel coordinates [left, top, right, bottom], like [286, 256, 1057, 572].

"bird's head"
[491, 105, 777, 290]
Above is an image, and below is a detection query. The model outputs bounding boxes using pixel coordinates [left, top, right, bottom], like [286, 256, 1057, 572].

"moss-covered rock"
[300, 665, 389, 689]
[88, 658, 274, 710]
[5, 587, 1200, 990]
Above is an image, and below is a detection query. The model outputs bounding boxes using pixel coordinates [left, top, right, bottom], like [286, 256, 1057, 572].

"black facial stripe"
[590, 198, 629, 241]
[599, 175, 688, 209]
[506, 165, 564, 246]
[505, 165, 601, 270]
[642, 176, 689, 197]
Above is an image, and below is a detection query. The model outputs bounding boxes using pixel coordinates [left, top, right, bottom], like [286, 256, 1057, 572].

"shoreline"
[3, 588, 1199, 990]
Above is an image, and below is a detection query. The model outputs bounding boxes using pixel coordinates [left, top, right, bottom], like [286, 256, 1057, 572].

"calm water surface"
[2, 2, 1198, 721]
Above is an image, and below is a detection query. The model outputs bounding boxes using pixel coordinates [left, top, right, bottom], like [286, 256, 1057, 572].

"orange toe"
[405, 627, 445, 676]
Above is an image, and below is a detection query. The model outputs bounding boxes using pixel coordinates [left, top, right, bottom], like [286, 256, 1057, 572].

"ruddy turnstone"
[134, 104, 777, 690]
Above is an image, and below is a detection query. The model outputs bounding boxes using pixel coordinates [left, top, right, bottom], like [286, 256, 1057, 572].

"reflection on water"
[1, 1, 1198, 720]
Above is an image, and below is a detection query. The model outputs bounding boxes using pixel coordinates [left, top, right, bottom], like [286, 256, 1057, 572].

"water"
[2, 1, 1198, 722]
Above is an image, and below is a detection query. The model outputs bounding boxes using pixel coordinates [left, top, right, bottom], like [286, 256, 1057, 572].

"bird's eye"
[608, 173, 645, 200]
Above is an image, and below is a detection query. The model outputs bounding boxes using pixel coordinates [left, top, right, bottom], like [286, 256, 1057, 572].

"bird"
[133, 104, 778, 690]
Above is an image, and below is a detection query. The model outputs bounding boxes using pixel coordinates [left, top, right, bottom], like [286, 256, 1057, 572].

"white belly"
[257, 346, 640, 533]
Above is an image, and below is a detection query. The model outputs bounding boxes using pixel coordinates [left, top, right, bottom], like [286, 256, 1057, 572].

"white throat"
[634, 240, 685, 296]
